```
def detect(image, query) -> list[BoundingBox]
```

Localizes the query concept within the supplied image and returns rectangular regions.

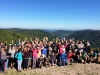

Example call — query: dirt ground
[0,63,100,75]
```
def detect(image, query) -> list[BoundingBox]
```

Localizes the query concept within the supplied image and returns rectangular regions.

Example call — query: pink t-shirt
[59,44,67,54]
[32,48,39,58]
[32,48,41,58]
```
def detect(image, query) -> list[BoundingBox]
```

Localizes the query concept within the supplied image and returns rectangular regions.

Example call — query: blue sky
[0,0,100,30]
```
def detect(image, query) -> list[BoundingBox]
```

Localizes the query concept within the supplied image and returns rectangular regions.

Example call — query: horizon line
[0,27,100,31]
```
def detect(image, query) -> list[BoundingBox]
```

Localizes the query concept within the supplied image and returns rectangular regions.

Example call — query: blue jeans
[17,60,22,70]
[59,54,67,66]
[5,59,9,70]
[59,60,66,66]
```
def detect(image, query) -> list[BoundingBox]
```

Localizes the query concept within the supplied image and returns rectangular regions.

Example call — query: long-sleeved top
[67,52,74,60]
[23,51,29,58]
[15,52,23,60]
[9,49,15,58]
[1,51,7,60]
[50,54,56,61]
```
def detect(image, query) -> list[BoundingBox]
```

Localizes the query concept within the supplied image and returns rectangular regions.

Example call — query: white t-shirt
[9,49,15,58]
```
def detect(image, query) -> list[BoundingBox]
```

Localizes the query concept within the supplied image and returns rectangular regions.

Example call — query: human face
[1,47,5,52]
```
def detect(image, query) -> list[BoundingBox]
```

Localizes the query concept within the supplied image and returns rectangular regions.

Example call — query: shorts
[42,54,47,58]
[28,57,32,62]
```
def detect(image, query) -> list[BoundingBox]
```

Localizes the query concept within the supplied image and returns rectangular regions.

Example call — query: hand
[30,37,32,40]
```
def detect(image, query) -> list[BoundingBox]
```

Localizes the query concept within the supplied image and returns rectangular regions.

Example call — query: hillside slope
[51,30,75,38]
[66,30,100,47]
[16,29,56,41]
[0,29,32,44]
[0,28,56,44]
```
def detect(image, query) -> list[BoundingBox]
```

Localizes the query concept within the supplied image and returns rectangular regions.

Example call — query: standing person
[59,51,67,66]
[23,47,29,70]
[14,47,19,70]
[9,46,16,69]
[31,46,39,69]
[86,41,91,53]
[0,47,7,73]
[5,46,9,70]
[37,42,43,58]
[28,47,32,69]
[42,44,48,58]
[15,49,23,72]
[59,43,67,55]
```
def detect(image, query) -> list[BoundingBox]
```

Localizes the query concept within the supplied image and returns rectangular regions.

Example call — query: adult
[0,47,7,73]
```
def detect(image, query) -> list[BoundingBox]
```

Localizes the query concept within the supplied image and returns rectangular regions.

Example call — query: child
[88,50,97,63]
[38,55,44,68]
[59,51,67,66]
[15,49,23,72]
[67,50,75,65]
[44,56,51,68]
[31,46,39,69]
[81,51,87,64]
[50,52,57,66]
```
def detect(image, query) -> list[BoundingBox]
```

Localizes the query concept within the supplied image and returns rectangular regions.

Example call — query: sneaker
[54,64,57,66]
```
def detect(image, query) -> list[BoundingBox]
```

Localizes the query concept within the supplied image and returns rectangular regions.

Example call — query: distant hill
[51,30,75,39]
[66,30,100,47]
[4,28,56,41]
[6,28,31,32]
[16,29,56,41]
[0,29,33,44]
[6,28,75,39]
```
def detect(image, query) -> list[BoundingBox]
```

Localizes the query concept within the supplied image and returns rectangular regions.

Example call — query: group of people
[0,37,100,73]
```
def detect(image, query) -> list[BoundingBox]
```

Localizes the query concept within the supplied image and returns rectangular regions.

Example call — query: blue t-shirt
[42,47,48,55]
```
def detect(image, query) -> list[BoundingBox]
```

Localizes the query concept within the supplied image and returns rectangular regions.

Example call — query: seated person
[50,52,57,66]
[88,50,97,63]
[44,56,51,68]
[67,50,75,65]
[38,55,44,68]
[81,51,88,64]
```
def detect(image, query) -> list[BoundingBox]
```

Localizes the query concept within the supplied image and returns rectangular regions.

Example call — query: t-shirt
[32,50,38,58]
[50,54,56,61]
[89,53,94,58]
[82,53,87,58]
[68,52,74,60]
[52,47,58,54]
[42,47,48,55]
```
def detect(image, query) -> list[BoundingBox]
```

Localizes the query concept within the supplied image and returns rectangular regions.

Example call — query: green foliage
[17,29,56,41]
[66,30,100,47]
[0,29,56,44]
